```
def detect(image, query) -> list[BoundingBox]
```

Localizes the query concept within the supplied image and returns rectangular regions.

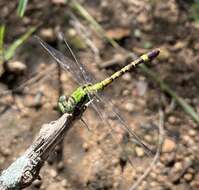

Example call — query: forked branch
[0,112,81,190]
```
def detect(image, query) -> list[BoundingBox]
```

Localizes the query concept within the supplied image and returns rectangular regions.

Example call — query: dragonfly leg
[85,98,94,107]
[81,118,91,131]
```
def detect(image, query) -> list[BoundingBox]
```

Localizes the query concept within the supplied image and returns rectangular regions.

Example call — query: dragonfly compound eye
[59,95,67,102]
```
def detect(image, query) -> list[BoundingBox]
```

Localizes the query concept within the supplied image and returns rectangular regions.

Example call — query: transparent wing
[36,36,86,85]
[60,33,96,85]
[90,100,136,168]
[95,93,154,155]
[88,96,160,188]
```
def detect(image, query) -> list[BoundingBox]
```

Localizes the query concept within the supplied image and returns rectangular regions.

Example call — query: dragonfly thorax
[58,85,93,114]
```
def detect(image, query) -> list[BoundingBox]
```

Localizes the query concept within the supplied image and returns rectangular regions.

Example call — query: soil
[0,0,199,189]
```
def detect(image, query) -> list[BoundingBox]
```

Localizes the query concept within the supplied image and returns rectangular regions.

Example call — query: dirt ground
[0,0,199,189]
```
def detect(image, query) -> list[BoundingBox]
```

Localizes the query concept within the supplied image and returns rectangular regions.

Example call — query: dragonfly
[37,36,160,188]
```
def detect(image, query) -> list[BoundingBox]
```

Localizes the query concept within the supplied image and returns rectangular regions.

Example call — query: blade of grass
[4,27,36,61]
[0,25,5,64]
[190,2,199,27]
[69,1,199,125]
[17,0,29,17]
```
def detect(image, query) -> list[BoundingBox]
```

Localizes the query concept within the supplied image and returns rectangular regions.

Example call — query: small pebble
[122,73,132,82]
[61,179,68,187]
[168,116,176,124]
[124,102,134,112]
[0,147,11,157]
[40,185,45,190]
[0,157,5,165]
[161,152,175,166]
[157,47,170,61]
[174,162,183,171]
[150,181,159,187]
[57,161,65,171]
[188,168,194,174]
[162,138,176,153]
[191,180,199,189]
[60,73,70,83]
[157,175,167,183]
[112,158,119,165]
[137,12,148,24]
[68,28,77,37]
[144,134,153,143]
[135,147,144,157]
[33,179,42,188]
[39,28,55,41]
[188,129,197,137]
[122,89,130,96]
[49,169,57,178]
[47,182,65,190]
[82,142,89,151]
[184,173,193,182]
[172,41,186,51]
[113,181,120,188]
[6,61,27,74]
[150,172,157,179]
[183,135,194,146]
[113,168,120,176]
[134,29,142,38]
[176,154,183,161]
[136,80,147,96]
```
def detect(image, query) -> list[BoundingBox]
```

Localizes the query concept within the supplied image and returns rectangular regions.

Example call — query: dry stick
[69,0,199,126]
[0,111,84,190]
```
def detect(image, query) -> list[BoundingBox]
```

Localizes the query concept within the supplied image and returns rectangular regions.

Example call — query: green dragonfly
[37,36,160,186]
[57,50,159,114]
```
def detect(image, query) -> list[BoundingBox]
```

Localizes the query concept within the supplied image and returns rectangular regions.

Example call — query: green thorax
[71,86,88,103]
[58,85,92,114]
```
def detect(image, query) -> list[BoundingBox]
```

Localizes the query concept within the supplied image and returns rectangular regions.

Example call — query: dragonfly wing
[96,93,157,155]
[60,33,97,85]
[36,36,85,85]
[90,100,136,168]
[89,97,160,188]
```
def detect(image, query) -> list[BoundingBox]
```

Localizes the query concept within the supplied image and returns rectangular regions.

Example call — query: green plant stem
[4,27,36,61]
[17,0,29,17]
[0,25,5,64]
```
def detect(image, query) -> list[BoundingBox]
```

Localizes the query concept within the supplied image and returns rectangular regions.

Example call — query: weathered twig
[0,110,83,190]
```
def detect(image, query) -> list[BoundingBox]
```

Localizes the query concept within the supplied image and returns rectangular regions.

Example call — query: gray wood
[0,110,83,189]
